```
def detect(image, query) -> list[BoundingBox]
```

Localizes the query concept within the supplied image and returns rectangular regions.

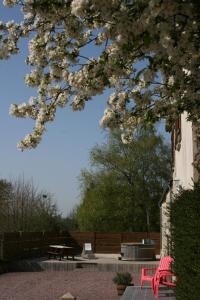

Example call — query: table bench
[48,245,74,260]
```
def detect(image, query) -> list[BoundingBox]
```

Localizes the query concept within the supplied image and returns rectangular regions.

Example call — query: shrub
[171,185,200,300]
[113,272,132,286]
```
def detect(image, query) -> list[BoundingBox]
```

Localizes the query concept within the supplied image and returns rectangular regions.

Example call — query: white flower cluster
[3,0,19,7]
[0,0,199,149]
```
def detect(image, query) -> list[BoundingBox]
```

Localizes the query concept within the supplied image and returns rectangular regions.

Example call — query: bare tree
[0,176,62,232]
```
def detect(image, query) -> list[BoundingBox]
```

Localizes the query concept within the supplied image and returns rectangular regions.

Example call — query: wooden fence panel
[95,233,121,253]
[69,232,95,253]
[149,232,160,255]
[0,231,160,260]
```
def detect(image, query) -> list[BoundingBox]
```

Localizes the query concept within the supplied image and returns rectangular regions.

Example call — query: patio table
[48,245,74,261]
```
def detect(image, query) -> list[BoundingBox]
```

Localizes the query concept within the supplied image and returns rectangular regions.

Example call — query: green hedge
[171,185,200,300]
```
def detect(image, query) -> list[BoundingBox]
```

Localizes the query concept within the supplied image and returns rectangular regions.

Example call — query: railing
[0,231,160,261]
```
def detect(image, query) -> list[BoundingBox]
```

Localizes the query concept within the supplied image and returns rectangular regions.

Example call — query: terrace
[0,232,175,300]
[0,254,175,300]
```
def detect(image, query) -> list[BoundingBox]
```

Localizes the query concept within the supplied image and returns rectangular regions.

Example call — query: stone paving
[0,255,175,300]
[122,286,175,300]
[0,270,175,300]
[0,270,119,300]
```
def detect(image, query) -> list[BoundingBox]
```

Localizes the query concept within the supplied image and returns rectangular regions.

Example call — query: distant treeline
[0,177,77,232]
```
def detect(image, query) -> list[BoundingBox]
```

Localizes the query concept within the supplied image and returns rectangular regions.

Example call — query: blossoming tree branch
[1,0,199,150]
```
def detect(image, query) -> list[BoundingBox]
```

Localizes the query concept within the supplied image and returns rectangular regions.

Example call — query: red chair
[140,256,175,295]
[140,266,157,289]
[153,268,176,299]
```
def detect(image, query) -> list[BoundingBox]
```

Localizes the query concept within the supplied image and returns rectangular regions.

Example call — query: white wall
[173,112,194,190]
[161,112,195,256]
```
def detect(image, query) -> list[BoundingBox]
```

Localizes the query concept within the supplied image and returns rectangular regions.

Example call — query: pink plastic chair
[153,267,176,298]
[140,256,175,295]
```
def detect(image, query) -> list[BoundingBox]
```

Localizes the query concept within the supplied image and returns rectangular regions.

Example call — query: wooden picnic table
[48,245,75,261]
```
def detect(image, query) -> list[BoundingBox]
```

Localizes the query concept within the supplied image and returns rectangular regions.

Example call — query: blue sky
[0,3,169,216]
[0,3,109,215]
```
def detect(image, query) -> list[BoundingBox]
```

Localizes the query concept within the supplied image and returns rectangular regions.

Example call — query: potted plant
[113,272,132,296]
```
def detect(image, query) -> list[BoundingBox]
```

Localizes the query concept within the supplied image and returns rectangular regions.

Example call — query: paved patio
[0,254,175,300]
[122,286,175,300]
[0,271,176,300]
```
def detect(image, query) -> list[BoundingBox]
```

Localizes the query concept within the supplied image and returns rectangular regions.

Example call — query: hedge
[171,185,200,300]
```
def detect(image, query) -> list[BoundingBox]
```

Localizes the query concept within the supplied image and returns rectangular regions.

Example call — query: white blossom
[168,76,175,86]
[182,68,191,76]
[0,0,199,149]
[3,0,19,7]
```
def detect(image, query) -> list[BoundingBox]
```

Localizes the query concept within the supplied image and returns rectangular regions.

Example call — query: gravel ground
[0,270,138,300]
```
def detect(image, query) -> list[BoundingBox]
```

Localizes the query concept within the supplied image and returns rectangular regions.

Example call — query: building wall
[161,112,196,256]
[173,111,194,190]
